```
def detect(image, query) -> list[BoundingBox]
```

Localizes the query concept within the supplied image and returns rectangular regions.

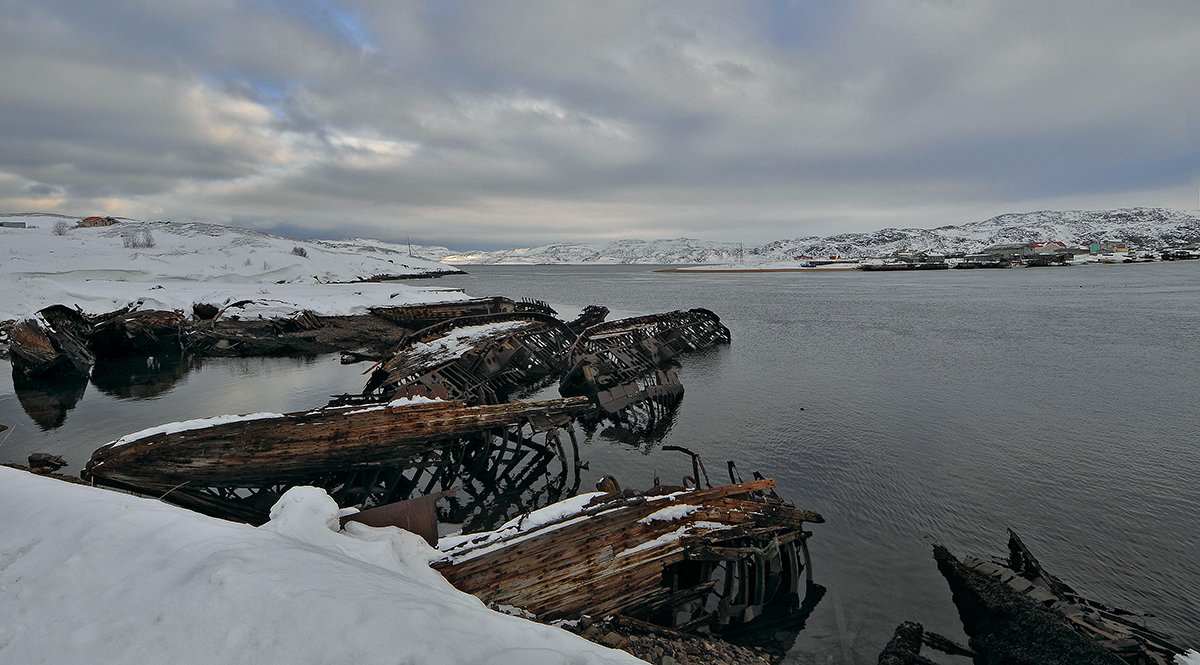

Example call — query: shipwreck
[425,472,823,634]
[83,396,592,526]
[560,308,730,415]
[929,530,1187,665]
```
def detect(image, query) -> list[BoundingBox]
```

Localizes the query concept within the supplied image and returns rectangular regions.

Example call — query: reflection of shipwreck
[83,397,591,526]
[559,309,729,443]
[431,475,823,633]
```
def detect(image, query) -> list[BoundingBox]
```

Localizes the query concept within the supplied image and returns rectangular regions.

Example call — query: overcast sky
[2,1,1197,249]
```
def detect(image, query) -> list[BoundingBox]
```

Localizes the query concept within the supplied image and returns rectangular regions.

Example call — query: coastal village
[788,240,1200,272]
[1,214,1198,665]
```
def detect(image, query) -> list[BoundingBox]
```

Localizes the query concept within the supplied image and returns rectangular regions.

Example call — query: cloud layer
[2,1,1197,247]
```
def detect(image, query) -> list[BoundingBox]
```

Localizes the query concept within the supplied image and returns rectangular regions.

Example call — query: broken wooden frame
[363,312,578,405]
[9,305,186,379]
[369,296,557,330]
[560,309,730,414]
[83,397,592,526]
[433,477,823,634]
[934,530,1186,665]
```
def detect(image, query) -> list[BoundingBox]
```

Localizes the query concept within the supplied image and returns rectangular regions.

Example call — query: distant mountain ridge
[422,208,1200,265]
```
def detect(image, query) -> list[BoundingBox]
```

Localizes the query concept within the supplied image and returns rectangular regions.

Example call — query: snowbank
[0,467,642,665]
[0,216,468,321]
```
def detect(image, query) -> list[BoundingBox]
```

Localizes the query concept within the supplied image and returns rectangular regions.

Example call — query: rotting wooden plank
[433,479,820,627]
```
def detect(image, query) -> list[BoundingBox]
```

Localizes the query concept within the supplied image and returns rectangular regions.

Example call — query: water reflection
[723,581,827,659]
[584,392,684,449]
[90,354,194,400]
[12,368,88,430]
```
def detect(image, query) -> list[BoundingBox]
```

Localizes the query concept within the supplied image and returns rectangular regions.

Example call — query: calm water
[3,262,1198,663]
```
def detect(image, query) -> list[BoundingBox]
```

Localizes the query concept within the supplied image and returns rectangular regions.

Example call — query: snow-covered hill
[0,214,464,322]
[424,208,1200,265]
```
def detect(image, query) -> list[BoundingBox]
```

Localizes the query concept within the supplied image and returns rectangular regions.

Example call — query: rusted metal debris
[561,308,730,413]
[363,312,578,405]
[934,530,1186,665]
[432,475,823,633]
[341,490,457,546]
[83,396,592,525]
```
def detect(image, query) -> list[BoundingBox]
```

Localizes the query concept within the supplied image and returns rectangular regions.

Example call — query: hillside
[424,208,1200,265]
[0,214,464,322]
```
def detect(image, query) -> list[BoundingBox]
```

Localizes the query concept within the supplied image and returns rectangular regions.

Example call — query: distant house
[976,241,1072,265]
[978,242,1030,260]
[0,221,27,228]
[77,216,119,228]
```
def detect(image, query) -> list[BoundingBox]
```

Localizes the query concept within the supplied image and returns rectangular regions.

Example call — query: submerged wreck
[932,530,1187,665]
[83,396,592,526]
[430,475,823,633]
[561,308,731,414]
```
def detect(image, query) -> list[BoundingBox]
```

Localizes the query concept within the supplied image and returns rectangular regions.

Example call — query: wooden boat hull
[433,478,823,631]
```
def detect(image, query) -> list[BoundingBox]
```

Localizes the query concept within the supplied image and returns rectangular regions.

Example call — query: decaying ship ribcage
[667,534,810,630]
[365,312,577,405]
[83,397,592,526]
[561,308,729,415]
[318,420,584,533]
[574,308,732,359]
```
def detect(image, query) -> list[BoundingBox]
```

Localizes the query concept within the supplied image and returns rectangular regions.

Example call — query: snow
[0,467,642,665]
[437,491,607,560]
[637,504,699,524]
[104,412,285,447]
[412,207,1200,265]
[0,214,467,322]
[399,320,537,364]
[1177,650,1200,665]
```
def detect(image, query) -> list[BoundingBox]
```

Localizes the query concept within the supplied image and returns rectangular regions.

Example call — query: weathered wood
[83,396,593,525]
[9,306,94,377]
[88,309,186,357]
[935,535,1185,665]
[369,297,555,330]
[84,397,593,489]
[877,622,938,665]
[561,309,730,415]
[433,479,822,631]
[364,312,577,404]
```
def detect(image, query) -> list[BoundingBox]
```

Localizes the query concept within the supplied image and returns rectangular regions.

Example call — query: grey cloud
[0,0,1197,247]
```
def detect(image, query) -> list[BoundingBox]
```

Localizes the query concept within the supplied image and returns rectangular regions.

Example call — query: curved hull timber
[83,397,593,525]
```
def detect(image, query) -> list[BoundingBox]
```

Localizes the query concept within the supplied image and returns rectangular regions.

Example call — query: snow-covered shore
[1,214,467,323]
[0,466,641,665]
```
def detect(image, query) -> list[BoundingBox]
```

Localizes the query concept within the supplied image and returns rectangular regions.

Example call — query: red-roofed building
[77,216,119,228]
